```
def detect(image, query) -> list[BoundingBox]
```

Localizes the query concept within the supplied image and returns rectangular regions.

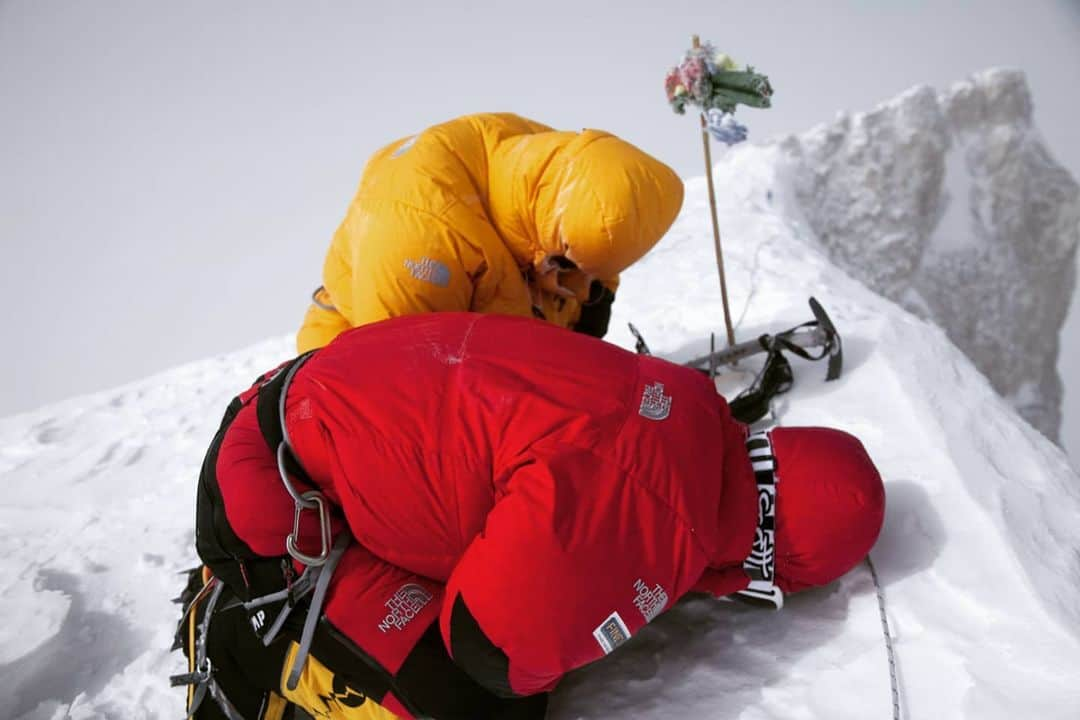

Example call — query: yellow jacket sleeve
[296,302,353,354]
[344,205,480,327]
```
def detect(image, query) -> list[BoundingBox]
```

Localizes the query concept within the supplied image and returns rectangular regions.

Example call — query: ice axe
[628,298,843,423]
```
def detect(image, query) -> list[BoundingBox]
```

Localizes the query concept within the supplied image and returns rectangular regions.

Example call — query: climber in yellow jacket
[297,113,684,352]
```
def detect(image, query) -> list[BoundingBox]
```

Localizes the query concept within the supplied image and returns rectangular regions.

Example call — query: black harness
[175,350,351,717]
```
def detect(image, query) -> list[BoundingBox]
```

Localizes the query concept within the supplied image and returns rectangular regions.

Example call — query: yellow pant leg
[280,643,402,720]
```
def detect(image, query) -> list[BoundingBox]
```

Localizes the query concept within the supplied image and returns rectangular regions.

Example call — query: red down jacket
[202,312,884,714]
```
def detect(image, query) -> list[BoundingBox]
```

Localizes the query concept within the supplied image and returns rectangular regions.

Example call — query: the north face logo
[639,382,672,421]
[632,578,669,622]
[404,257,451,287]
[377,583,433,633]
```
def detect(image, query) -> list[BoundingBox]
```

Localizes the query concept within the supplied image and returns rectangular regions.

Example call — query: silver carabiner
[277,443,318,509]
[286,490,332,567]
[273,351,332,567]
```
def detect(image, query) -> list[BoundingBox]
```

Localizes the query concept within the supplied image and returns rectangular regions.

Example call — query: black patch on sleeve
[397,623,547,719]
[448,593,518,698]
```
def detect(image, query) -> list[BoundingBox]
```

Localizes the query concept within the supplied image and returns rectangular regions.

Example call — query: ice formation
[776,69,1080,442]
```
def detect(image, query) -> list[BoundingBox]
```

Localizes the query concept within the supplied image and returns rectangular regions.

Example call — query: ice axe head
[808,297,843,381]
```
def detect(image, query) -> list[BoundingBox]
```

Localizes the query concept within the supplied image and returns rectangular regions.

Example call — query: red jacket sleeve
[439,447,713,697]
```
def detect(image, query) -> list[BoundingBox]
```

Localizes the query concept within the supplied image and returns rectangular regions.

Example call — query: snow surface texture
[3,90,1080,720]
[776,68,1080,444]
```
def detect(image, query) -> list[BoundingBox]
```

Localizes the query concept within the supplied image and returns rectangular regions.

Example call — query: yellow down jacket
[297,113,684,352]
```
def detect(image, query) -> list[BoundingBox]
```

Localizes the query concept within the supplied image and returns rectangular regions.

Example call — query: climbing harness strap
[286,533,350,691]
[170,579,246,720]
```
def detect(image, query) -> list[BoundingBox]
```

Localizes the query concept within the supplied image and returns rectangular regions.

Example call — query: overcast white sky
[2,0,1079,459]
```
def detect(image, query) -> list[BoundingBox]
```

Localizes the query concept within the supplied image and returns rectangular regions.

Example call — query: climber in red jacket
[178,312,885,720]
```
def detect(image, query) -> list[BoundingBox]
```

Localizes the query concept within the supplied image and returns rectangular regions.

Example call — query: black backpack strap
[256,350,317,455]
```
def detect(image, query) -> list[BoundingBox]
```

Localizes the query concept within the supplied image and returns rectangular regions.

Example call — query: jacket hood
[488,129,684,282]
[768,427,886,593]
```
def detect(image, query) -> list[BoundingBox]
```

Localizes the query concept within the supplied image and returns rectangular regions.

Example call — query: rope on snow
[866,555,901,720]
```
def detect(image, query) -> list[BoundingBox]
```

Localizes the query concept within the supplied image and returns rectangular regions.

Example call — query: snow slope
[2,148,1080,719]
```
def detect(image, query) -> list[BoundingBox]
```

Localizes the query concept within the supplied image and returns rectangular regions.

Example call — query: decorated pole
[698,76,734,347]
[664,36,773,347]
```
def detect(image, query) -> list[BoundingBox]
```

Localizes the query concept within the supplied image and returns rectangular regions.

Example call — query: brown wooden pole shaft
[700,112,736,347]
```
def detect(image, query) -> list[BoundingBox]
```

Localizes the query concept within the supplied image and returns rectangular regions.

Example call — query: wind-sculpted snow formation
[777,68,1080,443]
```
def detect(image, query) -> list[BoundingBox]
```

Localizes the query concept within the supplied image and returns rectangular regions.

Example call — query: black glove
[574,281,615,339]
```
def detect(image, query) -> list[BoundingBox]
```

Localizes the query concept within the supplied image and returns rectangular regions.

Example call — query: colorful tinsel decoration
[664,41,773,146]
